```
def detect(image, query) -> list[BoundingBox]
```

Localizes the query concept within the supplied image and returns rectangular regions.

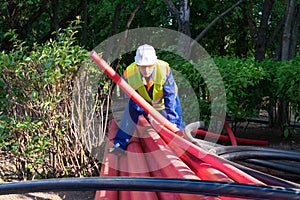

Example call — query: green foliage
[214,56,267,120]
[158,51,206,124]
[275,57,300,122]
[0,22,99,180]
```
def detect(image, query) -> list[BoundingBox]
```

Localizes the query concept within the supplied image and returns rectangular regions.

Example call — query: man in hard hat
[110,44,185,154]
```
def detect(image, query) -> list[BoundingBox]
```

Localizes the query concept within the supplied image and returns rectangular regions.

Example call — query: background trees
[1,0,298,60]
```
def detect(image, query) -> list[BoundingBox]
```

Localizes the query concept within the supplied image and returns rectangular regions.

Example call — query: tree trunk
[164,0,191,56]
[289,5,300,59]
[110,4,122,36]
[276,0,300,133]
[178,0,191,36]
[281,0,296,60]
[51,0,60,34]
[255,0,274,62]
[178,0,191,56]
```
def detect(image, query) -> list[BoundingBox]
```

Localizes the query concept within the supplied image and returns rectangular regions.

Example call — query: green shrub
[275,58,300,123]
[0,23,103,180]
[214,56,267,120]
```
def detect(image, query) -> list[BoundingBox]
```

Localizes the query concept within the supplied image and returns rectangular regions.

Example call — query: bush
[0,23,102,180]
[214,56,267,120]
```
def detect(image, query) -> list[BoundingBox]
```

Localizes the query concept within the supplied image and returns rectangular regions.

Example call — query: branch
[266,17,284,49]
[191,0,245,47]
[25,0,49,33]
[116,0,145,56]
[163,0,180,21]
[246,0,257,41]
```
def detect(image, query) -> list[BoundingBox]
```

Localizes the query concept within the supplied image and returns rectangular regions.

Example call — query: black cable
[220,150,300,162]
[275,174,300,182]
[0,177,300,199]
[223,159,300,188]
[215,146,300,156]
[245,159,300,176]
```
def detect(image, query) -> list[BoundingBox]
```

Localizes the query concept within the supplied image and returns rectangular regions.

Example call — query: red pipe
[167,142,234,183]
[141,153,181,200]
[194,129,269,146]
[95,120,119,200]
[89,51,180,134]
[224,121,237,146]
[150,120,266,185]
[119,155,131,200]
[126,133,159,200]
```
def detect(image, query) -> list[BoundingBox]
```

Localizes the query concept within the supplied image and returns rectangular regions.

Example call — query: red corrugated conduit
[95,120,119,200]
[126,134,158,200]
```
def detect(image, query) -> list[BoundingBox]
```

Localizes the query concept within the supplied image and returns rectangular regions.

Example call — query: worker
[110,44,185,154]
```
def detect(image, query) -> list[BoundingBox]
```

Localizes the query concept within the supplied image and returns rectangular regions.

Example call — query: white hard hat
[134,44,157,66]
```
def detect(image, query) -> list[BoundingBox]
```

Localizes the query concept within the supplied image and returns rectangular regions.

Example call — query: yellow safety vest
[126,60,169,110]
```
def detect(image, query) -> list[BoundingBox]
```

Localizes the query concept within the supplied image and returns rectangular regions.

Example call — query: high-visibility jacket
[125,60,170,110]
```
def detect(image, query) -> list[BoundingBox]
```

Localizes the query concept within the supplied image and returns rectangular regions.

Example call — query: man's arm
[163,68,179,125]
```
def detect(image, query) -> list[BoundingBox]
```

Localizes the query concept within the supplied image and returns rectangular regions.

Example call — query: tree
[253,0,275,62]
[277,0,300,132]
[164,0,246,56]
[281,0,300,60]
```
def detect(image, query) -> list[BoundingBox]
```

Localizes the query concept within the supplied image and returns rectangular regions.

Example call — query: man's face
[138,65,155,78]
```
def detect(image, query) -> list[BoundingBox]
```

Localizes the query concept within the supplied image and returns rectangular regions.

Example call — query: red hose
[140,153,181,200]
[89,51,180,134]
[165,141,240,200]
[95,120,119,200]
[224,121,237,146]
[119,155,131,200]
[194,129,269,146]
[126,133,159,200]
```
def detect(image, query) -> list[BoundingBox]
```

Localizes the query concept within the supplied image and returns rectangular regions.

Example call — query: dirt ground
[1,122,300,200]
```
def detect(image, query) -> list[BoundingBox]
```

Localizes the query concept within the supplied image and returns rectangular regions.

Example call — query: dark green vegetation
[0,0,299,180]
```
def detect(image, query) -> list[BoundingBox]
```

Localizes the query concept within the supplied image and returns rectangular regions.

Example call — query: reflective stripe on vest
[127,60,168,110]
